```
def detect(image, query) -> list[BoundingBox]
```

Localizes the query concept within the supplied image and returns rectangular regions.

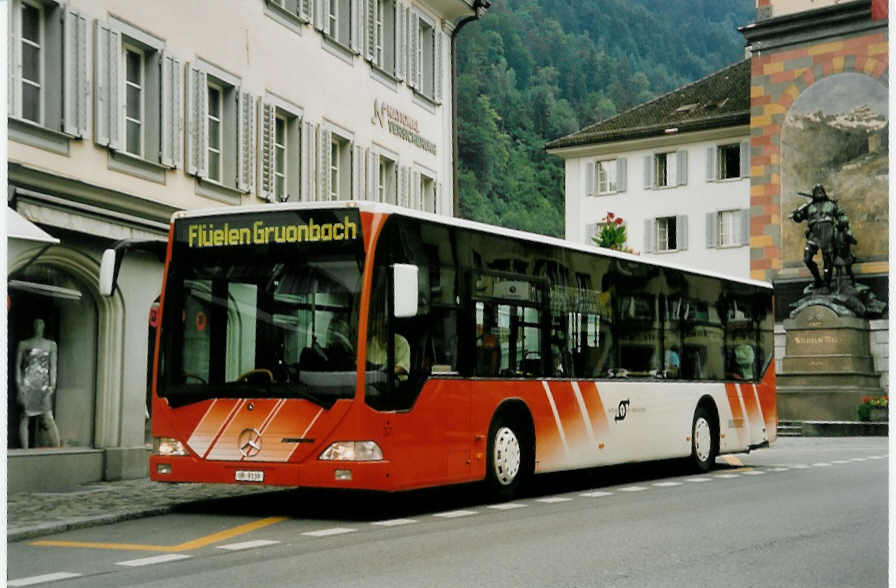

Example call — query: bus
[101,202,775,498]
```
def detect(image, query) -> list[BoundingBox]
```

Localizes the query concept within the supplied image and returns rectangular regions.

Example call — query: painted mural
[781,72,888,270]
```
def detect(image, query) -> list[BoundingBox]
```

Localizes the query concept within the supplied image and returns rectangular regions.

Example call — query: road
[7,437,889,587]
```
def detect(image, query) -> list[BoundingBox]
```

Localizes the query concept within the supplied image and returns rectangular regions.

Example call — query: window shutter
[237,91,256,193]
[677,215,688,250]
[318,126,332,200]
[408,10,418,89]
[644,218,655,253]
[367,150,378,201]
[300,120,315,201]
[676,150,687,186]
[411,170,421,208]
[185,64,208,177]
[399,165,409,207]
[314,0,325,30]
[740,140,750,178]
[585,162,595,196]
[352,144,364,200]
[616,158,627,192]
[94,21,121,149]
[434,182,441,213]
[434,27,443,103]
[365,0,376,61]
[9,9,16,117]
[738,209,750,246]
[299,0,313,23]
[160,53,182,168]
[706,146,716,181]
[394,1,404,80]
[351,0,362,54]
[258,101,275,201]
[706,211,718,249]
[644,155,653,188]
[63,9,88,137]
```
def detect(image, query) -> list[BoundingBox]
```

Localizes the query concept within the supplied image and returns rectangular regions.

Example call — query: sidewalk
[7,478,279,542]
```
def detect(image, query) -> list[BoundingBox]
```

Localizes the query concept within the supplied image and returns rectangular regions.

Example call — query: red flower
[862,396,871,404]
[614,217,624,225]
[606,212,615,221]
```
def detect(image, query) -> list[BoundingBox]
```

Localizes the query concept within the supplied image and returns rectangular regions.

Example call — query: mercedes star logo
[238,428,262,458]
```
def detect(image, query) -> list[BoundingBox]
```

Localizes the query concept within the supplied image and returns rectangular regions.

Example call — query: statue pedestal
[777,305,883,421]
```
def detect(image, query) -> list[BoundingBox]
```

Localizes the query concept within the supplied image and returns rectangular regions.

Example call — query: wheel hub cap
[694,417,711,462]
[494,427,521,486]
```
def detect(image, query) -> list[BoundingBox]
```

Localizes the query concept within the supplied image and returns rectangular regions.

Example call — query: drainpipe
[451,0,489,217]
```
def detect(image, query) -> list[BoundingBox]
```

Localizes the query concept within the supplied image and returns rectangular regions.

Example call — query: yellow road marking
[31,516,287,552]
[721,455,744,467]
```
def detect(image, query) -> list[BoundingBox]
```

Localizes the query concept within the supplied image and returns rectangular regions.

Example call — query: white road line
[831,460,849,464]
[850,457,868,462]
[789,464,810,469]
[433,510,478,519]
[579,491,613,498]
[742,470,765,475]
[117,554,191,567]
[372,518,418,526]
[813,462,832,467]
[770,468,789,472]
[535,497,573,503]
[714,474,740,479]
[618,486,648,492]
[488,503,528,510]
[686,477,711,483]
[9,572,83,586]
[869,455,888,460]
[653,481,683,487]
[217,539,281,551]
[302,527,357,537]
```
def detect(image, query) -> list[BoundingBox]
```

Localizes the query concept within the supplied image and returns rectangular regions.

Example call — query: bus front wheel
[485,415,526,501]
[690,406,717,473]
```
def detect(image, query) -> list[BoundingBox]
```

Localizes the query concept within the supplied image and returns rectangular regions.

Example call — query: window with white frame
[645,215,688,253]
[366,149,397,203]
[258,96,303,202]
[8,0,88,142]
[421,173,436,212]
[586,158,626,196]
[366,0,398,75]
[409,9,442,102]
[315,0,360,53]
[264,0,312,29]
[330,134,352,200]
[645,151,687,188]
[187,61,255,197]
[656,216,677,251]
[707,141,749,181]
[316,124,361,202]
[717,209,737,246]
[597,160,616,194]
[94,19,182,168]
[706,209,748,248]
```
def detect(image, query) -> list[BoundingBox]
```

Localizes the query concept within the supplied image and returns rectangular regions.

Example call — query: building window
[259,97,303,202]
[656,216,677,251]
[646,151,686,188]
[368,151,396,203]
[409,10,441,102]
[318,0,357,50]
[274,115,288,199]
[597,160,617,194]
[124,46,145,157]
[421,173,436,212]
[655,153,671,187]
[374,0,384,65]
[718,209,737,247]
[19,1,43,124]
[707,209,747,248]
[718,144,740,179]
[327,134,351,200]
[708,141,749,181]
[207,84,223,183]
[377,158,387,201]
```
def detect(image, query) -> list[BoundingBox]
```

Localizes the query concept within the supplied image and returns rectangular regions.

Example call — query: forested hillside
[456,0,754,236]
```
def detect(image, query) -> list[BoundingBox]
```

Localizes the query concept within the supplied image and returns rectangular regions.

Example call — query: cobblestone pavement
[7,479,283,542]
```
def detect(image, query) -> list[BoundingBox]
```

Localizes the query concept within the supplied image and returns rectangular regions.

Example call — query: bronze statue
[833,213,857,288]
[790,184,841,291]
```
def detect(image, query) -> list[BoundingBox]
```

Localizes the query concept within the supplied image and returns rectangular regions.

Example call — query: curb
[8,506,175,543]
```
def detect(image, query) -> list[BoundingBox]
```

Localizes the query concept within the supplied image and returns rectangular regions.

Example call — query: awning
[7,206,60,270]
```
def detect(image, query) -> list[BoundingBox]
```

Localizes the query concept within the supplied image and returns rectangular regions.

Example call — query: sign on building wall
[372,99,437,155]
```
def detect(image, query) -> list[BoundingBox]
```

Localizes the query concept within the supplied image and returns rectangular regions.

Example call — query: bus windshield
[159,212,364,407]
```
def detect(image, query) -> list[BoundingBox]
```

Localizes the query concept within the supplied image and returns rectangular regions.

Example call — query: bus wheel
[690,406,717,473]
[486,416,525,500]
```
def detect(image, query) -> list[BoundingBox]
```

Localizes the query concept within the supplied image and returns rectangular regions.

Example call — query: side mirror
[392,264,419,318]
[99,249,118,296]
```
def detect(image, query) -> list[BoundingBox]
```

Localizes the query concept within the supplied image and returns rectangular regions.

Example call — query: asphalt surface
[6,437,890,587]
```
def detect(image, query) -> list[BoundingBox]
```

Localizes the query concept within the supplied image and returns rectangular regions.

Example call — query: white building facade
[547,60,752,279]
[7,0,484,492]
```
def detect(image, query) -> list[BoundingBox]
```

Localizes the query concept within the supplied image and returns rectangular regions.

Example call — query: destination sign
[175,210,361,248]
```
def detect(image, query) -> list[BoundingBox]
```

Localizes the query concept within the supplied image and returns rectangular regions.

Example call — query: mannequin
[15,318,61,448]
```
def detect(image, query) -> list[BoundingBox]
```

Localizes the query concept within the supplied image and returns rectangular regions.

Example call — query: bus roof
[172,201,773,290]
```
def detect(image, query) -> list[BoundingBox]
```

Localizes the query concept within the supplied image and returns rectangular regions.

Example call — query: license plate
[235,470,264,482]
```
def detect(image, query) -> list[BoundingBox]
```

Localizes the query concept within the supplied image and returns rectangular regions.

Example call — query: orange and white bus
[102,202,775,498]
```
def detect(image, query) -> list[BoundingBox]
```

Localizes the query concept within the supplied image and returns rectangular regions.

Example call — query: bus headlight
[154,437,188,456]
[319,441,383,461]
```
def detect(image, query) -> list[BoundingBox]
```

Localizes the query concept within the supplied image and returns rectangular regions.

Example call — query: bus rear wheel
[485,415,526,501]
[690,406,717,473]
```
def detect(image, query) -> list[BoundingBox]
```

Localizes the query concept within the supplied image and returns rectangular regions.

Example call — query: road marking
[618,486,648,492]
[869,455,888,460]
[850,457,867,462]
[535,497,573,503]
[813,462,832,467]
[742,470,765,475]
[653,481,682,487]
[433,510,478,518]
[32,516,287,552]
[302,527,357,537]
[789,464,810,469]
[488,503,528,510]
[686,477,711,483]
[770,468,789,472]
[217,539,281,551]
[714,474,740,479]
[579,491,613,498]
[9,572,83,586]
[372,518,418,526]
[721,455,744,467]
[831,460,849,464]
[117,554,191,567]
